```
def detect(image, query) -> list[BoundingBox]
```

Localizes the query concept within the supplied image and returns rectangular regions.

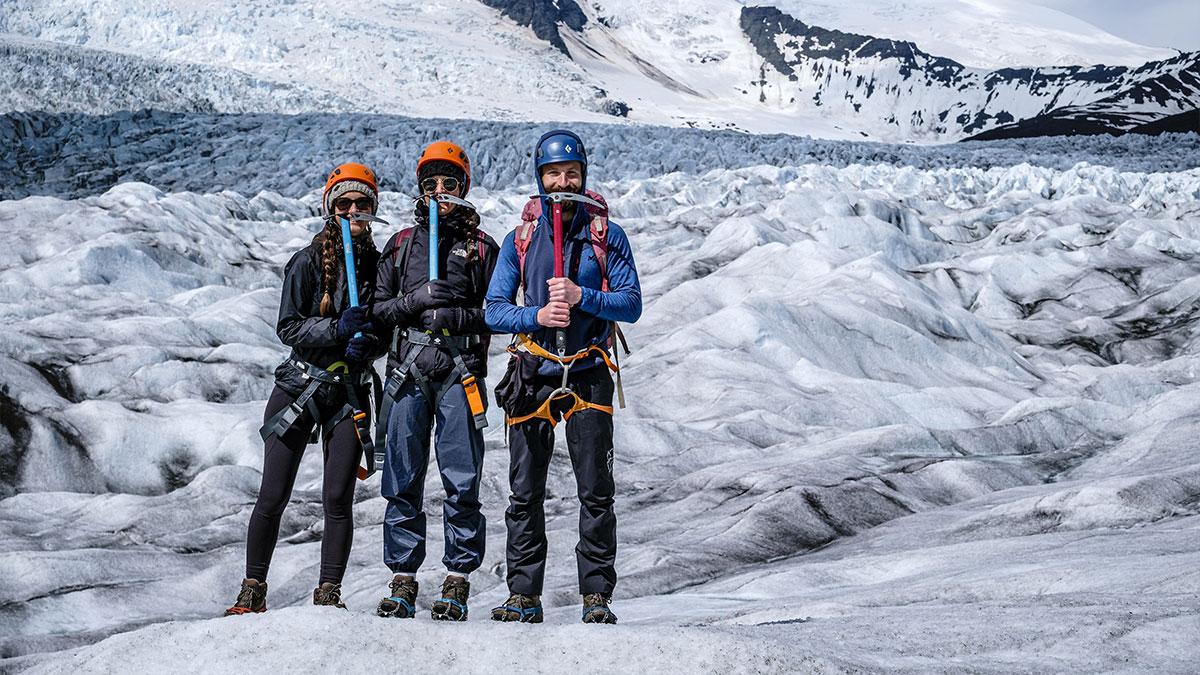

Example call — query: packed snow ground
[2,128,1200,673]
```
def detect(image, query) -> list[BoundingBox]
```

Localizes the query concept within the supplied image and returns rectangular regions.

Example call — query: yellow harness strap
[504,333,619,427]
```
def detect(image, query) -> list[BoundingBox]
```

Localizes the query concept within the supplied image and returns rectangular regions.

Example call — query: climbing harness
[503,333,617,428]
[259,357,381,479]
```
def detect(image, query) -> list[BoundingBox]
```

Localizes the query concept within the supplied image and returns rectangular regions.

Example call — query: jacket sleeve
[359,253,391,359]
[485,229,542,334]
[575,222,642,324]
[276,250,339,348]
[372,233,416,328]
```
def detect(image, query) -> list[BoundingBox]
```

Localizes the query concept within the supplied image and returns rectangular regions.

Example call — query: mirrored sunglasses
[421,177,460,193]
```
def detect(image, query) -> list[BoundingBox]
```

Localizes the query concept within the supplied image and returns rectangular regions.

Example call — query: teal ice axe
[423,193,476,280]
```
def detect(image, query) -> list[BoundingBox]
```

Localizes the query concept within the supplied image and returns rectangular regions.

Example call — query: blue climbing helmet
[534,129,587,194]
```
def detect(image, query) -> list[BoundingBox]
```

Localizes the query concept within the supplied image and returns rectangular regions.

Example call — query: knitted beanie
[324,179,377,214]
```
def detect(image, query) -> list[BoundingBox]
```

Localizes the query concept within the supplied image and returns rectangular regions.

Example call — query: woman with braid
[225,163,387,615]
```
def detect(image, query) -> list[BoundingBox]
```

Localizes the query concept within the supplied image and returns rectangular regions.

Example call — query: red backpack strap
[589,216,609,292]
[513,219,537,304]
[391,227,414,270]
[386,228,415,357]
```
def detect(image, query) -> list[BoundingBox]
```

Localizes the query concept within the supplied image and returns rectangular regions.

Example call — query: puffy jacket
[272,233,385,402]
[374,206,498,382]
[485,204,641,376]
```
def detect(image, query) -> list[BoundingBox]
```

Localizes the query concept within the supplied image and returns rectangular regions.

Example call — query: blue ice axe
[324,212,389,336]
[423,193,476,280]
[325,211,389,480]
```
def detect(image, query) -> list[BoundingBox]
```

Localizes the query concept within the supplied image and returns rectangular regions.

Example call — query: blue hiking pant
[505,366,616,596]
[382,380,486,575]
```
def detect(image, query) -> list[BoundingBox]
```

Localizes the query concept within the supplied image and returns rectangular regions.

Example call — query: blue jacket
[486,205,641,376]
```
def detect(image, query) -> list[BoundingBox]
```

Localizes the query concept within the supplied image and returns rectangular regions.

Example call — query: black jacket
[375,207,498,383]
[272,234,385,402]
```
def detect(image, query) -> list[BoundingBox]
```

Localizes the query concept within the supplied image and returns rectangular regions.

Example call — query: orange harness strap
[504,333,619,428]
[509,333,619,372]
[505,391,614,428]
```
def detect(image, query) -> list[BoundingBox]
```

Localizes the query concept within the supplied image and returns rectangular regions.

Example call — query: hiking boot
[582,593,617,624]
[377,574,418,618]
[224,578,267,616]
[313,582,347,609]
[431,574,470,621]
[491,593,543,623]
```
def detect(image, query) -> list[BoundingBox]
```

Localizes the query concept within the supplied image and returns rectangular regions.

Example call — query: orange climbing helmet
[417,141,471,196]
[323,162,379,214]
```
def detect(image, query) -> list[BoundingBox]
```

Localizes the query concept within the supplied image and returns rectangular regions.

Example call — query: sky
[1030,0,1200,52]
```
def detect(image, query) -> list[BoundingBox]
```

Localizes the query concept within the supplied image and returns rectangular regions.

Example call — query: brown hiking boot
[313,582,347,609]
[431,574,470,621]
[582,593,617,624]
[491,592,543,623]
[377,574,418,618]
[224,578,267,616]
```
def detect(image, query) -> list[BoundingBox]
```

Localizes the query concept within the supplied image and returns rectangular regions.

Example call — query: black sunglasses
[421,177,460,193]
[333,197,375,211]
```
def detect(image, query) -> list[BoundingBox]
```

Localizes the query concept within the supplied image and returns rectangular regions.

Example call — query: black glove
[345,333,378,362]
[418,307,464,333]
[336,305,373,342]
[400,279,454,316]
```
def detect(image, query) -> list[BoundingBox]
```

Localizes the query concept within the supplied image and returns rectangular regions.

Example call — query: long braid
[318,220,340,317]
[316,218,377,317]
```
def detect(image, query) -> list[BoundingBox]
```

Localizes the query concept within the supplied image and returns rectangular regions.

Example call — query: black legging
[245,385,366,585]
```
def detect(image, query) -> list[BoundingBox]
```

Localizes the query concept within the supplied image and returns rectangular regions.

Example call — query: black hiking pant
[505,366,616,596]
[245,385,366,586]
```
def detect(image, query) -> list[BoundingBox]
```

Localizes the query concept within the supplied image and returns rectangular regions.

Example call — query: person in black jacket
[225,162,386,616]
[372,141,498,621]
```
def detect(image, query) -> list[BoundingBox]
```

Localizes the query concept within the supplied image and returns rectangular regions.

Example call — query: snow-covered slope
[735,7,1200,140]
[3,118,1200,672]
[0,0,619,121]
[0,0,1191,141]
[762,0,1175,69]
[0,36,350,115]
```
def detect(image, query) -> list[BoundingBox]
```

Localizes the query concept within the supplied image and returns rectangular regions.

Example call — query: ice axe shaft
[419,194,475,281]
[338,217,362,338]
[551,201,567,357]
[428,196,439,280]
